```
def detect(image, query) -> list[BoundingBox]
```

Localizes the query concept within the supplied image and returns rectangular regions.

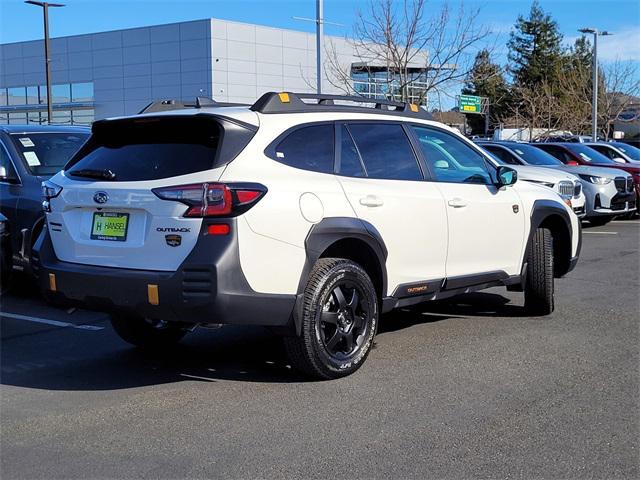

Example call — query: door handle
[447,198,467,208]
[359,195,384,207]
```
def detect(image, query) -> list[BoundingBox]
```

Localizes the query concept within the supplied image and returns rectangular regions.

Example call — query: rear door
[336,122,448,292]
[410,126,525,278]
[47,115,255,271]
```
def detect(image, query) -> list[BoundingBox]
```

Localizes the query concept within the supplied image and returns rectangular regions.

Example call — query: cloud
[566,25,640,62]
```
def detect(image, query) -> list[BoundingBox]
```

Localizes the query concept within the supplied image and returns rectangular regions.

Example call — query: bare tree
[598,60,640,139]
[325,0,492,104]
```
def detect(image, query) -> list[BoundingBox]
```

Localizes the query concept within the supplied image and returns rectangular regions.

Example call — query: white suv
[35,92,581,379]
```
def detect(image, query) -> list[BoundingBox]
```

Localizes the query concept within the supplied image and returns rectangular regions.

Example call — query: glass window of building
[72,83,94,102]
[38,85,47,104]
[0,88,7,107]
[26,86,40,105]
[27,111,43,125]
[8,87,26,105]
[52,110,71,125]
[8,112,27,124]
[71,109,94,125]
[52,84,71,103]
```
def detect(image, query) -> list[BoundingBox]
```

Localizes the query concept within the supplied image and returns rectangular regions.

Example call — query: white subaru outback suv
[34,92,581,379]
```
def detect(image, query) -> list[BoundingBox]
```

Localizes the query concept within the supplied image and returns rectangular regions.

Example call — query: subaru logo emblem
[93,192,109,204]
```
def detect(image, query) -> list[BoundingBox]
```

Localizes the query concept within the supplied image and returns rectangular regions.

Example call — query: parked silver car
[479,141,636,226]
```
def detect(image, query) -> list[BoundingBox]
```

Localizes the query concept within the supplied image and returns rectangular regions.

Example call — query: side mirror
[566,160,579,166]
[496,166,517,187]
[613,157,626,164]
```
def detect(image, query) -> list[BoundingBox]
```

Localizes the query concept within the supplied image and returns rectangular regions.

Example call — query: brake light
[207,224,230,235]
[152,182,266,217]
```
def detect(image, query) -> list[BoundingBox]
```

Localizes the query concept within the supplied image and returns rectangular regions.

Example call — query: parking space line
[583,231,618,235]
[0,312,105,331]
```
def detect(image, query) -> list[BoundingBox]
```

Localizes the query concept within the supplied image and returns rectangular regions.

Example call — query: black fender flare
[524,199,579,278]
[292,217,388,335]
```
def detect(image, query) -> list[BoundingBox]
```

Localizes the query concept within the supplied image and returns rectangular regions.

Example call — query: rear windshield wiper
[67,168,117,180]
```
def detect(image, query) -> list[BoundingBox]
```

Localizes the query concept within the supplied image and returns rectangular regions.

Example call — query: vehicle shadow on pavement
[1,292,523,390]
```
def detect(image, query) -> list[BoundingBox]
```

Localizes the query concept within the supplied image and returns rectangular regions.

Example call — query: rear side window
[483,145,519,165]
[66,116,254,182]
[348,123,422,181]
[338,125,365,177]
[273,124,334,174]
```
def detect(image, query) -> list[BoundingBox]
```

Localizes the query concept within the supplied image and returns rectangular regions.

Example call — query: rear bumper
[32,220,296,327]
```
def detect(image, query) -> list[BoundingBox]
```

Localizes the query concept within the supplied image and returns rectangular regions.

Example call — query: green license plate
[90,212,129,241]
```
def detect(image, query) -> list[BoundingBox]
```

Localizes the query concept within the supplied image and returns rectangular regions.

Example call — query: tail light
[41,180,63,212]
[152,182,266,218]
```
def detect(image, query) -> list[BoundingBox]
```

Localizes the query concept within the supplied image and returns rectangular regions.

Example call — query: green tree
[507,0,564,87]
[461,49,511,134]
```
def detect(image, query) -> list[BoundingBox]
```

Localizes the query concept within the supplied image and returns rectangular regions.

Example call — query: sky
[1,0,638,108]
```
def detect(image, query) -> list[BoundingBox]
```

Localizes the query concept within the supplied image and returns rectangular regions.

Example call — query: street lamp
[578,27,613,141]
[25,1,65,125]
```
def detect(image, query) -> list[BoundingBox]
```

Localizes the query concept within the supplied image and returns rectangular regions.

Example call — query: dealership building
[0,18,432,125]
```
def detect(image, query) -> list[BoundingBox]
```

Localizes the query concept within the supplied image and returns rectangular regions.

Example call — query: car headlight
[578,174,612,185]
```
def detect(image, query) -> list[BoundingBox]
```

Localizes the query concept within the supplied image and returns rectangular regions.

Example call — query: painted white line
[0,312,104,330]
[583,231,618,235]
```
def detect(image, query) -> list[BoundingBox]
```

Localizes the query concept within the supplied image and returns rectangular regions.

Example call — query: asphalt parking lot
[1,220,638,479]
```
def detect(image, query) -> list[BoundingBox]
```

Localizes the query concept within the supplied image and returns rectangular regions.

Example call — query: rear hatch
[45,113,257,271]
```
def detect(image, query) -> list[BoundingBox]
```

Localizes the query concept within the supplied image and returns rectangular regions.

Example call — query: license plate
[90,212,129,242]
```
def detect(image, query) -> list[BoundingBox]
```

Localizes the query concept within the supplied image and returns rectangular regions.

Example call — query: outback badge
[165,234,182,247]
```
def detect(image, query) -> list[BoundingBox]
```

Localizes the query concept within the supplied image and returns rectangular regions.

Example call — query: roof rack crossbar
[138,97,250,114]
[250,91,430,119]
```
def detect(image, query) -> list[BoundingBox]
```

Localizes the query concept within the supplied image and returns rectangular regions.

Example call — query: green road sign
[459,94,481,114]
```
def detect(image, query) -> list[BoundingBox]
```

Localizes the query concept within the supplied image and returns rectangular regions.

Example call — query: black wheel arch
[293,217,388,335]
[526,200,579,278]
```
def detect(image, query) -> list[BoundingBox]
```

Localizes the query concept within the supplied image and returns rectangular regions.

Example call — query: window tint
[338,125,365,177]
[348,123,422,181]
[274,124,334,174]
[567,144,617,165]
[412,126,492,184]
[483,145,519,165]
[67,117,226,181]
[11,133,89,176]
[512,144,562,166]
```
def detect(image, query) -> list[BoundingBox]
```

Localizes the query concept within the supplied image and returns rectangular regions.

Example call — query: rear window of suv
[65,115,254,182]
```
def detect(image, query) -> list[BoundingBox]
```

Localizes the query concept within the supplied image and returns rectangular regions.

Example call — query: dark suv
[0,125,90,278]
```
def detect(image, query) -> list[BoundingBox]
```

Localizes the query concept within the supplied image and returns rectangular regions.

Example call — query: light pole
[578,27,613,141]
[25,1,65,125]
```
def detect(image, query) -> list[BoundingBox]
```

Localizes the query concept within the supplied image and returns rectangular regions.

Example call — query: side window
[411,126,492,185]
[0,142,16,177]
[347,123,422,181]
[338,125,365,177]
[484,145,519,165]
[540,145,564,162]
[273,124,334,174]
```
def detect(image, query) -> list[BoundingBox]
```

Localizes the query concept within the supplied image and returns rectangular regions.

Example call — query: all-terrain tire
[284,258,378,380]
[524,227,554,316]
[110,313,187,348]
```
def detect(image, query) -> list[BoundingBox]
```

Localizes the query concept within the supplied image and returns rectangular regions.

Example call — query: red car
[533,142,640,205]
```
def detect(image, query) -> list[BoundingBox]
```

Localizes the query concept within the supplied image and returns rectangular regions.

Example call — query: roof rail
[250,91,431,119]
[138,97,249,114]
